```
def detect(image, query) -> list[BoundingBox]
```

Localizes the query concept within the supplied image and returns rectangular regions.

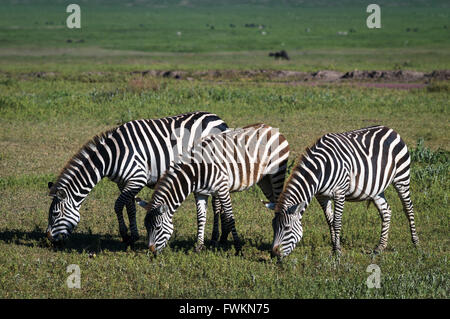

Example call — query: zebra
[137,123,290,254]
[270,125,419,258]
[46,111,228,245]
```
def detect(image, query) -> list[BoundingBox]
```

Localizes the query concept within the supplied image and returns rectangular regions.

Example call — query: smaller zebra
[138,123,290,254]
[271,126,419,258]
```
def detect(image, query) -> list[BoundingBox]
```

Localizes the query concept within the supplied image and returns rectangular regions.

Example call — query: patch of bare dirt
[130,69,449,84]
[352,83,428,90]
[342,70,426,82]
[3,69,448,89]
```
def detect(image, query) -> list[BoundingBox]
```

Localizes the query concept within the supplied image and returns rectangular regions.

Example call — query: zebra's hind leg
[332,194,345,255]
[211,195,223,248]
[194,193,209,252]
[217,188,241,254]
[372,193,392,254]
[394,181,419,247]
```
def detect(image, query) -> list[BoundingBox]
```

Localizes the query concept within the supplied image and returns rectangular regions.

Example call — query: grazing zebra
[46,111,228,244]
[138,123,290,254]
[271,125,419,258]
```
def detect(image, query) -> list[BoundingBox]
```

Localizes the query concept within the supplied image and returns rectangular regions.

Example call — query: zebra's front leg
[116,181,144,245]
[317,196,335,248]
[125,199,139,245]
[217,189,241,253]
[194,193,209,252]
[332,194,345,255]
[372,193,392,254]
[114,194,130,244]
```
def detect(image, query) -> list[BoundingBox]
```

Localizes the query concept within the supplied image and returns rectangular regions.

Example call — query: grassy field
[0,75,448,298]
[0,0,449,299]
[0,0,449,71]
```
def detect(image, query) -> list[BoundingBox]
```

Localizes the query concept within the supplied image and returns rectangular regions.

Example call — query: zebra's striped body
[271,125,419,257]
[141,123,290,253]
[47,111,228,244]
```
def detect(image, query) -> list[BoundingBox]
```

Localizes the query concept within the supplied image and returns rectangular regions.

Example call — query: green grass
[1,0,449,51]
[0,0,448,299]
[0,74,448,298]
[0,0,449,71]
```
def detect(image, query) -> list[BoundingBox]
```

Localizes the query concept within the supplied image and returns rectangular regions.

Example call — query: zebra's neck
[52,139,108,207]
[151,163,199,217]
[278,151,322,211]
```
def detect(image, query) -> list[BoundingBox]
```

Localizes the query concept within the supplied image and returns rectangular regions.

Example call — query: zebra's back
[104,111,228,185]
[187,123,289,192]
[312,125,410,200]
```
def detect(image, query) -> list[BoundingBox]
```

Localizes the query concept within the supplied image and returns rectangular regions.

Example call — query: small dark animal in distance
[269,50,290,60]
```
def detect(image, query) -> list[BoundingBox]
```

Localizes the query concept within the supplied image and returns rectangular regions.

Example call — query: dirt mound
[425,70,450,81]
[311,70,344,81]
[130,69,449,83]
[6,69,448,87]
[342,70,425,82]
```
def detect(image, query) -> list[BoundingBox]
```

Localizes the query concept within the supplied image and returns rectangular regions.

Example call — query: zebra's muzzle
[271,245,282,258]
[46,231,53,241]
[149,244,157,255]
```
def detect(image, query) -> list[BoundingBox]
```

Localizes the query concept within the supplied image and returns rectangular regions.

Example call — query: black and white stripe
[271,125,419,257]
[47,111,228,244]
[140,123,290,253]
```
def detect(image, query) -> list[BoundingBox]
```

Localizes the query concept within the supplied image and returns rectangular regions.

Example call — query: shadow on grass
[168,237,273,259]
[168,238,240,254]
[0,227,135,254]
[0,228,274,259]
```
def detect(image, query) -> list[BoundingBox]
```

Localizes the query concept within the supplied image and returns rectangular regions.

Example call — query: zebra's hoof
[332,248,342,257]
[372,246,385,255]
[210,240,220,249]
[130,234,139,243]
[234,244,243,256]
[121,234,132,245]
[195,244,205,252]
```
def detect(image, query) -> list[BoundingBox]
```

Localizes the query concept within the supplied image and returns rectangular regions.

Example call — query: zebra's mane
[145,123,270,210]
[275,140,317,212]
[49,127,116,195]
[144,161,186,210]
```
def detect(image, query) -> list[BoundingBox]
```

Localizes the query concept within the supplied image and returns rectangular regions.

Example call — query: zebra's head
[47,182,80,243]
[271,201,306,258]
[143,203,173,255]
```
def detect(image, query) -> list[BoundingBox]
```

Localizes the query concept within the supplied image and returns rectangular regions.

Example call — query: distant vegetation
[0,0,449,52]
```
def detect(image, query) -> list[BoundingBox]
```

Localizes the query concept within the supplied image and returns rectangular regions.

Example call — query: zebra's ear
[48,182,56,197]
[287,202,306,216]
[261,200,276,210]
[136,197,148,208]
